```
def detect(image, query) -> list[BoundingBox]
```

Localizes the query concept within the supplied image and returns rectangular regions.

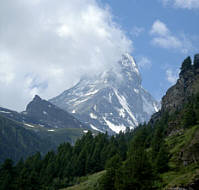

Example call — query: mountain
[0,95,90,132]
[50,53,159,134]
[0,96,91,162]
[22,95,89,130]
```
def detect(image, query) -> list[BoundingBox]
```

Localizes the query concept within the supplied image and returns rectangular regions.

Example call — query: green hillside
[61,171,105,190]
[0,113,89,163]
[161,125,199,189]
[0,115,54,163]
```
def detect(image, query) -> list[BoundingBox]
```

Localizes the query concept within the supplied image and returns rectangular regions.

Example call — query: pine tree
[0,159,15,190]
[180,56,192,74]
[114,127,155,190]
[151,122,165,160]
[183,105,196,128]
[98,154,122,190]
[193,54,199,70]
[155,142,169,173]
[115,146,154,190]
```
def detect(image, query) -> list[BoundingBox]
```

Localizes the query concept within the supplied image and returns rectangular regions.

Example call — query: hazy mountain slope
[0,114,54,163]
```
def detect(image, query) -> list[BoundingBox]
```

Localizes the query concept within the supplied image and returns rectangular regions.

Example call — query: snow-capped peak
[50,54,159,134]
[121,53,140,75]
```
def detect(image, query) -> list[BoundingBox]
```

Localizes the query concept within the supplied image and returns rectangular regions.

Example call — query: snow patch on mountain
[84,89,99,96]
[90,124,104,133]
[90,113,97,119]
[43,111,48,115]
[114,89,138,126]
[103,117,126,133]
[24,123,35,128]
[118,108,125,118]
[48,129,55,132]
[0,110,10,114]
[134,88,139,94]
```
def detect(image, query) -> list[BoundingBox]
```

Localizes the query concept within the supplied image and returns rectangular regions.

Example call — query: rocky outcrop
[161,55,199,114]
[150,54,199,127]
[24,95,87,129]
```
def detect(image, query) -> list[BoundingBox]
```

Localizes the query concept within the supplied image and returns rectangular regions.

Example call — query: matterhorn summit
[50,53,159,134]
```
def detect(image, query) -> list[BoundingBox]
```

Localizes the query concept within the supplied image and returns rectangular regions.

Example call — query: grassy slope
[161,125,199,189]
[61,171,105,190]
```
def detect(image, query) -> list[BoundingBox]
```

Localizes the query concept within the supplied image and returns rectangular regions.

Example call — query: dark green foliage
[98,154,122,190]
[98,127,157,190]
[114,140,155,190]
[193,54,199,69]
[180,56,192,74]
[0,159,15,190]
[155,142,169,173]
[194,94,199,122]
[0,115,54,163]
[183,105,197,128]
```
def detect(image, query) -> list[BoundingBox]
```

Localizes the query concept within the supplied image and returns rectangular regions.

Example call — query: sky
[0,0,199,111]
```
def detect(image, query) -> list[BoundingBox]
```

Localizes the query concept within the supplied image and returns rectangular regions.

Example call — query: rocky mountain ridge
[0,95,91,162]
[23,95,88,130]
[0,95,89,130]
[161,54,199,114]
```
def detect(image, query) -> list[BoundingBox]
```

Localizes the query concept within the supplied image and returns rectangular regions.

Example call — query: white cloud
[166,68,179,84]
[137,57,152,70]
[152,36,182,49]
[0,0,132,111]
[150,20,169,36]
[150,20,194,53]
[162,0,199,9]
[131,26,145,37]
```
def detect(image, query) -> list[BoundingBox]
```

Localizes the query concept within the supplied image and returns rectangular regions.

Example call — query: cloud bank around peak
[0,0,132,111]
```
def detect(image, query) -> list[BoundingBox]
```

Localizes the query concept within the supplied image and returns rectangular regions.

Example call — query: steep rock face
[23,95,87,129]
[156,54,199,189]
[50,53,159,134]
[161,54,199,114]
